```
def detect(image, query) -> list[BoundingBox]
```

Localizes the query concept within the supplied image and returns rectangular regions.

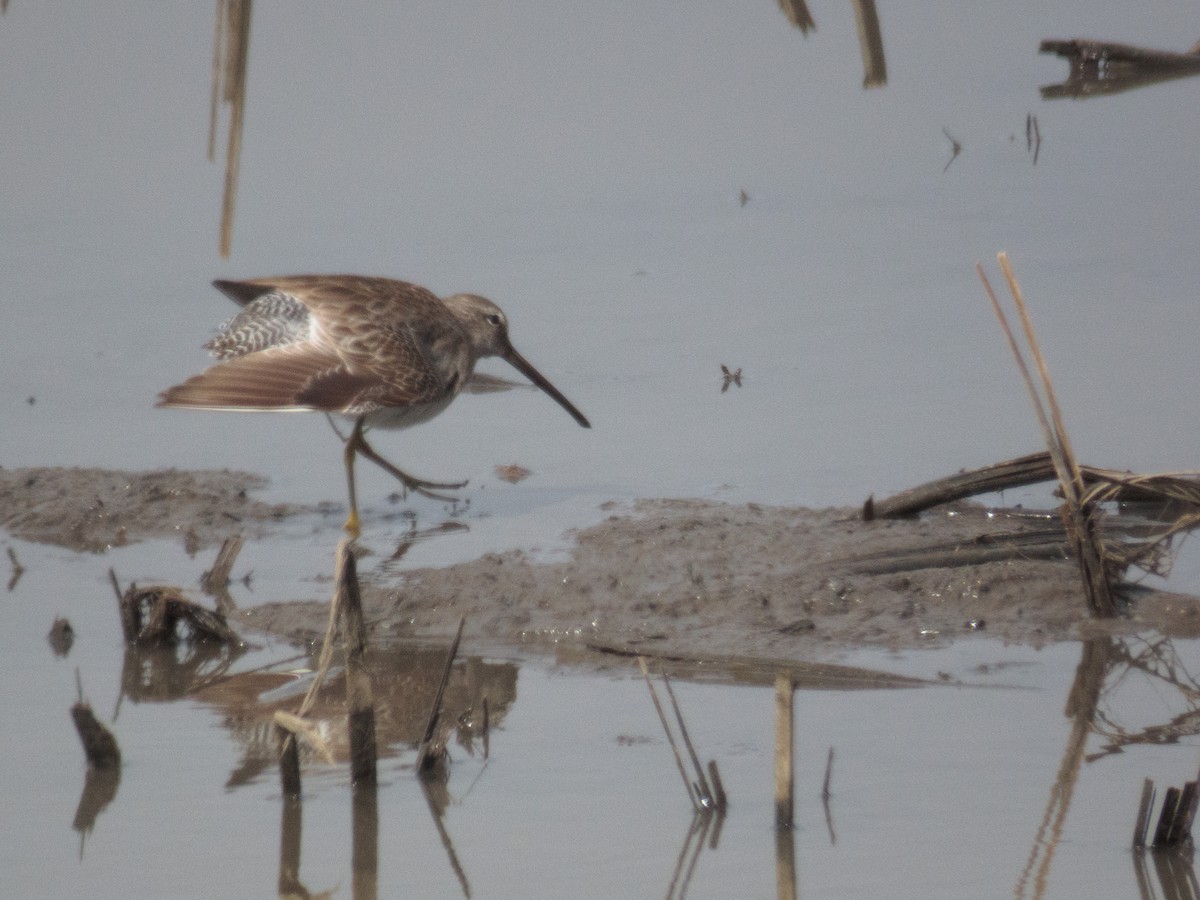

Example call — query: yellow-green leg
[340,416,468,537]
[342,417,366,538]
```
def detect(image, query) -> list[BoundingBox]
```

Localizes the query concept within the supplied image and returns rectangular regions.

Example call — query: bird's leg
[324,412,350,442]
[343,416,366,538]
[341,420,468,535]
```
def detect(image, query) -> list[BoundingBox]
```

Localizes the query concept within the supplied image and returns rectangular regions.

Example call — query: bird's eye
[485,314,502,326]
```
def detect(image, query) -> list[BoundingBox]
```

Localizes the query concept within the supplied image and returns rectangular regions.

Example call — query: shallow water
[7,535,1200,899]
[3,2,1200,897]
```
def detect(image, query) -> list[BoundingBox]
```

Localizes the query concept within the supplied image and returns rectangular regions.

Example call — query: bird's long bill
[504,348,591,428]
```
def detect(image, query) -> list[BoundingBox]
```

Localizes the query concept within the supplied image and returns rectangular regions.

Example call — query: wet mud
[4,467,1198,659]
[0,466,302,552]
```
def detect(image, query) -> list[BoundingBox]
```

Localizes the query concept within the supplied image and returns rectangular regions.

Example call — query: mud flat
[244,497,1200,660]
[0,466,301,553]
[3,467,1197,660]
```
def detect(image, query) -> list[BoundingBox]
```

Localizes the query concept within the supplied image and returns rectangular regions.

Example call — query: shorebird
[158,276,590,537]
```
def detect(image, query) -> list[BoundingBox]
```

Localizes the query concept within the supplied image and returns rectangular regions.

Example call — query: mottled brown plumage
[158,276,590,536]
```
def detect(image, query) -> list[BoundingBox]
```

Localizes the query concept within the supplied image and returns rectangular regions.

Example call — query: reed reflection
[1016,636,1200,900]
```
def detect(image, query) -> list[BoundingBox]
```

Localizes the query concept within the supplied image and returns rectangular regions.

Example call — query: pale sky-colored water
[2,2,1199,542]
[3,5,1200,898]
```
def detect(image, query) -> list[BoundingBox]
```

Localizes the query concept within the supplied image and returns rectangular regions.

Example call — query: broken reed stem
[978,255,1117,617]
[774,673,795,829]
[977,265,1062,479]
[337,541,377,785]
[998,255,1083,483]
[218,0,251,258]
[276,722,301,798]
[1138,773,1200,851]
[203,534,244,596]
[417,615,466,772]
[1167,780,1199,847]
[1133,778,1156,849]
[1153,787,1182,848]
[639,656,700,812]
[822,746,835,801]
[661,671,715,804]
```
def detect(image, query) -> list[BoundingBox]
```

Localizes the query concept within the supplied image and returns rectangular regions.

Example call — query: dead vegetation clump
[113,574,240,646]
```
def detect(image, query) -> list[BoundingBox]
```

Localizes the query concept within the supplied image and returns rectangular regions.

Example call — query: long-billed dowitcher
[158,276,590,537]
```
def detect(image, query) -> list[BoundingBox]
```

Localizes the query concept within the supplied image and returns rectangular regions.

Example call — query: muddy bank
[244,499,1200,659]
[0,466,305,552]
[3,467,1196,657]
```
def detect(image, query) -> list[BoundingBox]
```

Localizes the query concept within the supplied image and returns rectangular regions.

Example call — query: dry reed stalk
[216,0,251,257]
[202,534,244,598]
[207,0,225,161]
[978,255,1117,616]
